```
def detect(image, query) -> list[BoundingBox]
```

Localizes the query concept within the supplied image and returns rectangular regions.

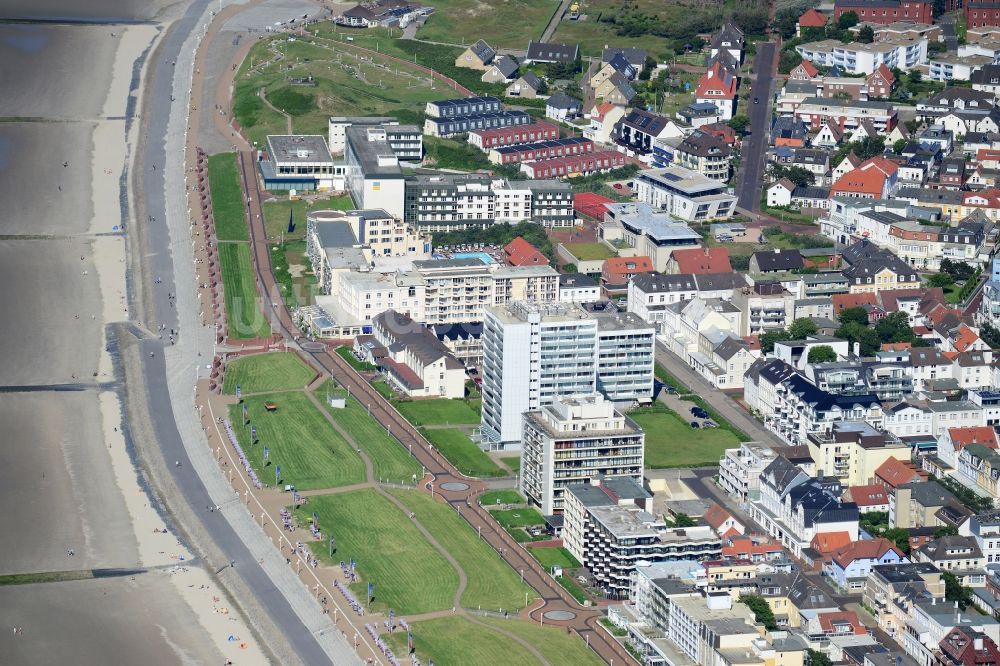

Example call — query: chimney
[853,342,860,357]
[976,637,985,651]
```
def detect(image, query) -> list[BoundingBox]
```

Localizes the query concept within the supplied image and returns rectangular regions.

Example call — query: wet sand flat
[0,122,96,236]
[1,0,178,21]
[0,391,138,575]
[0,239,104,386]
[0,575,230,665]
[0,25,117,119]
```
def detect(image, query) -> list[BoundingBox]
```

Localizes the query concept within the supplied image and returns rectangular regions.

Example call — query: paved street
[737,41,777,212]
[655,341,782,447]
[939,14,958,52]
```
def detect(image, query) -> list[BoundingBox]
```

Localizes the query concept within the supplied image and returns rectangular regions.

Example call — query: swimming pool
[451,251,495,265]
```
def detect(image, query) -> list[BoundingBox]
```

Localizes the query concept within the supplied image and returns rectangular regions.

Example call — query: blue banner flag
[251,425,257,441]
[263,446,270,462]
[275,465,281,485]
[236,384,241,399]
[407,632,413,651]
[242,403,248,418]
[367,581,374,602]
[350,559,356,573]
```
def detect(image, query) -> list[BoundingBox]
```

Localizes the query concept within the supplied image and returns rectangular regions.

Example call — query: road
[655,342,782,447]
[540,0,573,43]
[131,0,360,663]
[736,41,778,213]
[231,146,639,665]
[939,14,958,52]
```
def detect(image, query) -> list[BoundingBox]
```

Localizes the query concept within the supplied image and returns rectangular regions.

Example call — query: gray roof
[715,336,749,360]
[468,39,496,63]
[267,135,331,163]
[546,93,583,110]
[526,41,579,62]
[314,220,358,249]
[565,478,651,507]
[559,272,597,288]
[899,480,957,508]
[491,55,518,78]
[602,46,646,66]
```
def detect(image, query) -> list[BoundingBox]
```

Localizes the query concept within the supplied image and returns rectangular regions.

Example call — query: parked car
[690,406,709,419]
[690,421,701,428]
[702,421,718,428]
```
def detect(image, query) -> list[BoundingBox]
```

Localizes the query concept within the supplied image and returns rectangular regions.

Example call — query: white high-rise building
[520,394,644,515]
[480,301,654,448]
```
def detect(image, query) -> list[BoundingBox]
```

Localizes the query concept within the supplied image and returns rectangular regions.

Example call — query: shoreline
[92,18,268,666]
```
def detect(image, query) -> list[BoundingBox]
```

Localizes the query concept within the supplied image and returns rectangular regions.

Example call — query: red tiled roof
[695,61,737,100]
[860,155,899,178]
[670,247,732,274]
[832,538,902,569]
[504,237,549,267]
[796,60,820,77]
[869,63,895,86]
[817,610,867,635]
[574,192,615,220]
[604,256,654,275]
[880,342,912,352]
[952,324,981,353]
[830,167,887,198]
[875,457,923,488]
[703,504,734,530]
[811,531,853,555]
[948,426,1000,450]
[832,292,877,314]
[846,484,888,507]
[798,8,827,27]
[722,536,783,560]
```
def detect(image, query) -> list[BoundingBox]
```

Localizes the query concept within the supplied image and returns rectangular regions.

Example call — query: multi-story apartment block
[719,442,778,504]
[794,97,898,132]
[520,393,644,515]
[805,422,910,487]
[563,480,721,594]
[627,272,748,331]
[795,37,927,75]
[467,121,559,150]
[424,110,531,137]
[862,562,944,639]
[969,510,1000,566]
[480,301,655,448]
[751,455,860,557]
[328,116,422,159]
[633,166,739,222]
[600,202,704,272]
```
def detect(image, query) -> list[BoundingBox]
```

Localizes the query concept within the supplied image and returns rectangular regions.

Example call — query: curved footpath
[127,0,360,664]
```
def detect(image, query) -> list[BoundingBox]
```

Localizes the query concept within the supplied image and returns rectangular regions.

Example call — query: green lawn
[489,508,546,529]
[387,616,542,666]
[207,153,248,241]
[480,490,524,506]
[388,489,536,611]
[298,490,458,614]
[629,403,739,468]
[228,391,365,490]
[222,352,315,395]
[317,383,423,483]
[336,346,377,372]
[558,575,588,603]
[372,379,394,399]
[261,194,354,242]
[218,242,271,339]
[413,0,559,47]
[564,242,616,261]
[421,428,504,478]
[528,546,580,570]
[393,398,481,426]
[501,455,521,473]
[234,37,456,147]
[477,616,605,666]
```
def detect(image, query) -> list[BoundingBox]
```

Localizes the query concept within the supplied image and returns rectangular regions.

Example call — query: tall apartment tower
[521,393,645,515]
[480,301,654,448]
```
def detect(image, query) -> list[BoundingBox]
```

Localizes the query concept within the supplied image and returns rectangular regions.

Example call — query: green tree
[908,69,922,85]
[943,570,974,609]
[808,345,838,363]
[857,25,875,43]
[882,527,911,555]
[936,525,959,537]
[855,136,886,159]
[875,311,916,345]
[809,650,833,666]
[838,306,869,326]
[785,166,816,187]
[836,321,881,356]
[779,51,803,74]
[838,10,859,29]
[671,512,696,527]
[740,595,778,630]
[728,114,751,134]
[789,318,819,340]
[760,329,792,354]
[893,138,908,154]
[927,273,955,289]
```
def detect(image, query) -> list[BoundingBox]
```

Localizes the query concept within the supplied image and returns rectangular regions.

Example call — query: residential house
[826,538,907,592]
[595,72,636,106]
[600,256,654,299]
[772,115,811,147]
[545,93,583,121]
[891,480,960,529]
[666,247,732,275]
[845,483,891,513]
[938,426,999,471]
[503,237,549,267]
[813,119,846,148]
[590,52,638,89]
[524,41,579,64]
[710,21,744,64]
[674,130,732,181]
[614,108,671,155]
[790,59,820,80]
[584,102,627,145]
[455,39,495,70]
[958,443,1000,504]
[505,71,543,99]
[914,535,987,583]
[694,61,738,121]
[371,310,466,399]
[866,63,896,98]
[480,55,518,83]
[750,249,805,274]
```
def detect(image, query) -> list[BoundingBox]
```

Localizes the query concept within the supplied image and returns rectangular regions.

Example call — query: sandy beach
[0,5,267,664]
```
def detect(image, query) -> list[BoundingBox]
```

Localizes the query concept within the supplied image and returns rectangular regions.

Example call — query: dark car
[690,421,701,428]
[754,97,759,104]
[691,407,709,419]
